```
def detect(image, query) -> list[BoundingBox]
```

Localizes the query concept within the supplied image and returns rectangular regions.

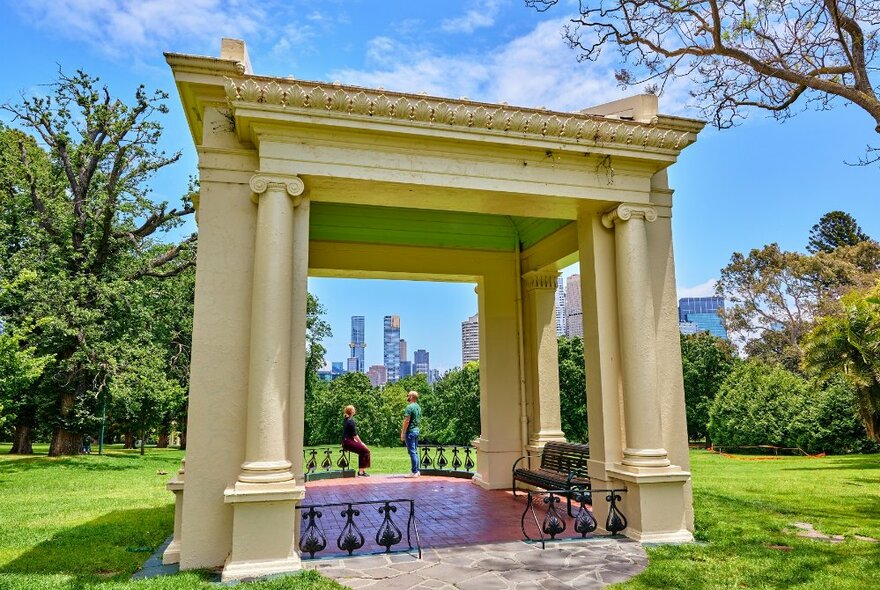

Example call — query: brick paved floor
[304,475,599,554]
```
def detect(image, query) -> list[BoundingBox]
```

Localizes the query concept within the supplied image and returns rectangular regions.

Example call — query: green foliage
[709,359,879,453]
[305,372,415,448]
[557,336,587,443]
[708,360,810,448]
[0,332,52,428]
[421,363,480,444]
[680,332,737,442]
[807,211,870,254]
[0,72,197,455]
[793,377,880,454]
[802,288,880,442]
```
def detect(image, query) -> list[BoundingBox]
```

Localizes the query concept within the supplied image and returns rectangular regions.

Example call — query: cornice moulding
[223,77,704,155]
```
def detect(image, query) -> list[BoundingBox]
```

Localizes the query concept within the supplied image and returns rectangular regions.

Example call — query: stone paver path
[304,538,648,589]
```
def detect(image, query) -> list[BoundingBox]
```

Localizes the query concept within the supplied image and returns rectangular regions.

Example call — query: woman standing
[342,405,371,477]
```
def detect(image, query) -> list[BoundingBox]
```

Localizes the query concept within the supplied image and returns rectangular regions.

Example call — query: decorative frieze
[601,204,658,229]
[224,78,697,153]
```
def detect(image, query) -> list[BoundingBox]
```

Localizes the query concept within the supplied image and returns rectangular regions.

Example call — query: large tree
[807,211,871,253]
[1,71,196,455]
[528,1,880,160]
[716,241,880,367]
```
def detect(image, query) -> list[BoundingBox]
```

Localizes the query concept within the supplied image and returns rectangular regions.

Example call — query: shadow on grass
[0,507,173,578]
[778,455,880,472]
[0,457,145,476]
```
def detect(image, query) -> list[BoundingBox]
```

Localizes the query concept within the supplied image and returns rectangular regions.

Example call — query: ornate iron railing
[418,444,475,478]
[521,487,628,549]
[297,498,422,559]
[303,447,354,481]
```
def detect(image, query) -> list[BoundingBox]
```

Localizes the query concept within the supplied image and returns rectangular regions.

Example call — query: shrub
[708,360,809,448]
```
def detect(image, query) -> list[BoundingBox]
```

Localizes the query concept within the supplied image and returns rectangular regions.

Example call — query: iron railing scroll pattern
[418,444,475,478]
[521,487,628,549]
[303,447,354,481]
[297,498,422,560]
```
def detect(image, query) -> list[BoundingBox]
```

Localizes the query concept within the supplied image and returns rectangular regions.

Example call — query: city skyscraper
[678,297,728,339]
[428,368,441,385]
[331,362,345,378]
[399,360,413,378]
[414,349,430,376]
[349,315,366,373]
[383,315,401,382]
[555,275,566,336]
[565,275,583,338]
[399,339,408,363]
[461,313,479,365]
[367,365,387,387]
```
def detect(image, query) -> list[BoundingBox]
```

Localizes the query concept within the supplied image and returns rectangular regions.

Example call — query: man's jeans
[406,430,420,473]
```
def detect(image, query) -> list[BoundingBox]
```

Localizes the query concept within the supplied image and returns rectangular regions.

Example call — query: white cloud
[441,0,503,34]
[14,0,267,58]
[677,279,718,299]
[331,18,697,114]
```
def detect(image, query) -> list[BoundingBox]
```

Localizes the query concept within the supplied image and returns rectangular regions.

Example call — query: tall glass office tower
[414,349,430,376]
[678,297,728,339]
[383,315,401,382]
[349,315,366,372]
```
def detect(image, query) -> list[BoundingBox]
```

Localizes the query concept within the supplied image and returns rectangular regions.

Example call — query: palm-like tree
[802,289,880,442]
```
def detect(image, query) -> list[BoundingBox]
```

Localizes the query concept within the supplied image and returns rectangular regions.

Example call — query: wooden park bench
[512,442,591,515]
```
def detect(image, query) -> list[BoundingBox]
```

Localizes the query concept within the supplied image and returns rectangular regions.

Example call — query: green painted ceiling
[310,202,569,251]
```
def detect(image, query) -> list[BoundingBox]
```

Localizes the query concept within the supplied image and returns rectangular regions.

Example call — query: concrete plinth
[222,482,305,581]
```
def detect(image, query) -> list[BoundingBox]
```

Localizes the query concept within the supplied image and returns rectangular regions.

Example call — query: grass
[0,444,345,590]
[0,445,877,589]
[620,451,880,589]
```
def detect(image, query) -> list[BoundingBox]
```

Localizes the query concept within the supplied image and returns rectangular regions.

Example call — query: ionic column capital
[522,270,561,292]
[601,203,657,229]
[249,173,305,205]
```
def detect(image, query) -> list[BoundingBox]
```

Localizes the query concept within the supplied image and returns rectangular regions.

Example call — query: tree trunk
[49,428,81,456]
[9,423,34,455]
[124,432,135,449]
[178,431,187,451]
[48,390,81,456]
[156,432,169,448]
[140,428,146,456]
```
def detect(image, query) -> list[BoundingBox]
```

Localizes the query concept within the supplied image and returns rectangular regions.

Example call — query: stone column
[289,196,311,487]
[222,173,306,581]
[522,270,566,451]
[601,204,670,469]
[238,174,303,483]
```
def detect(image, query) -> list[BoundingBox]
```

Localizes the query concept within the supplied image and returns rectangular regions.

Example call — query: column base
[222,480,304,582]
[238,459,295,484]
[471,437,520,490]
[605,464,693,544]
[162,540,181,565]
[526,431,567,453]
[622,447,671,468]
[221,554,303,582]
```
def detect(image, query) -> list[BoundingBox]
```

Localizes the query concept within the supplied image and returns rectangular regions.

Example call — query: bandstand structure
[163,39,705,581]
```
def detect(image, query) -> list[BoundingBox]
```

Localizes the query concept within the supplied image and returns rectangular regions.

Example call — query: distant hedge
[708,360,879,454]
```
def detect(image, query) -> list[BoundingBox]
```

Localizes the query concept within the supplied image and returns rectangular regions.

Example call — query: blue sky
[2,0,878,372]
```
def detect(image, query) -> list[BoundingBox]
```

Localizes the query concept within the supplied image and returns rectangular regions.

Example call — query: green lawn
[0,446,877,589]
[621,451,880,589]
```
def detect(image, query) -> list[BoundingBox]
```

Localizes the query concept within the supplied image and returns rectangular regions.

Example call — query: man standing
[400,391,422,477]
